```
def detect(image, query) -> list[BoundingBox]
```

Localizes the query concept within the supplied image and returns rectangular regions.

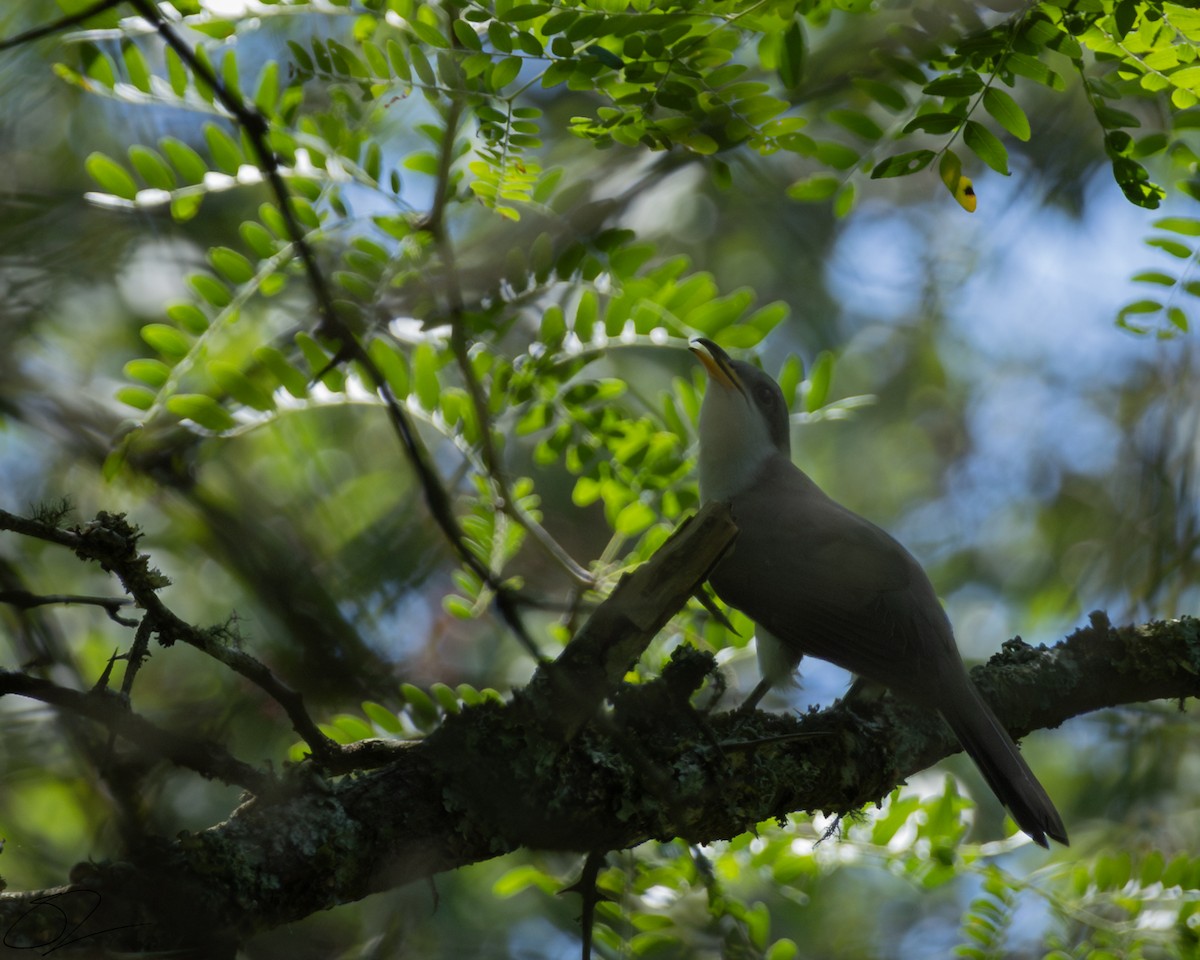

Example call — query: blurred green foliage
[1,0,1199,956]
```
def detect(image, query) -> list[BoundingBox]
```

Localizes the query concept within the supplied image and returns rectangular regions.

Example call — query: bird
[691,338,1067,847]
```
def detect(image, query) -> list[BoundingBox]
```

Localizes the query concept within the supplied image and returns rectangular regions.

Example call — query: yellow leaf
[938,150,977,212]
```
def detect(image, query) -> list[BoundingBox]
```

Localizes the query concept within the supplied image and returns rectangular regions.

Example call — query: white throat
[697,387,776,502]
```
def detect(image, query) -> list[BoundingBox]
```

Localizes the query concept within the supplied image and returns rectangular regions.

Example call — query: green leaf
[253,60,280,114]
[399,682,438,723]
[778,20,805,90]
[123,358,171,387]
[827,108,882,140]
[361,700,403,734]
[409,19,449,49]
[166,46,188,96]
[777,355,803,408]
[289,196,321,230]
[814,140,859,169]
[1133,133,1169,158]
[167,393,237,431]
[853,77,906,112]
[874,51,926,85]
[219,49,242,99]
[81,42,115,87]
[1137,849,1166,883]
[209,247,256,285]
[575,289,598,342]
[404,151,439,176]
[902,112,962,135]
[288,40,314,73]
[160,136,208,183]
[982,87,1031,141]
[540,305,566,349]
[141,323,193,359]
[452,20,483,50]
[804,351,834,412]
[1120,299,1163,315]
[204,123,243,175]
[386,39,411,81]
[239,221,278,259]
[413,343,440,411]
[1146,237,1192,258]
[871,150,935,179]
[1113,0,1138,38]
[85,152,137,200]
[127,146,176,190]
[542,10,578,34]
[116,386,156,411]
[424,682,458,714]
[615,500,656,537]
[254,346,308,399]
[834,182,856,218]
[492,865,556,898]
[209,361,276,411]
[1096,105,1141,130]
[408,42,437,85]
[490,56,522,90]
[763,936,801,960]
[190,273,233,308]
[962,120,1010,175]
[1153,217,1200,236]
[1131,271,1176,286]
[786,174,839,201]
[122,41,152,93]
[923,72,983,97]
[166,302,210,334]
[747,301,789,336]
[500,3,551,21]
[1005,53,1065,91]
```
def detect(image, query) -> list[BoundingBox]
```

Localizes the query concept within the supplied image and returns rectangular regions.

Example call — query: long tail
[940,679,1068,847]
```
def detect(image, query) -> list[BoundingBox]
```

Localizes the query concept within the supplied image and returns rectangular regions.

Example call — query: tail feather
[941,681,1068,848]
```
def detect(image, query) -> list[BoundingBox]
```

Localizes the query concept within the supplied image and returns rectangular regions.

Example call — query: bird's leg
[841,675,886,704]
[740,627,801,713]
[738,677,772,714]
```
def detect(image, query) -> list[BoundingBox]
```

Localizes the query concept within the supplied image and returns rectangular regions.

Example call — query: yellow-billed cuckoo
[692,338,1067,847]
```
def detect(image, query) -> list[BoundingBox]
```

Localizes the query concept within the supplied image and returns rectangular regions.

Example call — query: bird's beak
[690,338,743,394]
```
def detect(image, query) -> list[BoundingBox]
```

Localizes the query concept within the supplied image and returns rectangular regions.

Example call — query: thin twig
[425,44,593,589]
[0,589,137,626]
[119,613,155,699]
[0,0,123,52]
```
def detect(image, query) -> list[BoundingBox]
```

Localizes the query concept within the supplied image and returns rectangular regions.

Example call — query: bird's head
[691,338,790,502]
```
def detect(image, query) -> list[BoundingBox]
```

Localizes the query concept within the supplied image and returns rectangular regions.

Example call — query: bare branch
[1,508,343,764]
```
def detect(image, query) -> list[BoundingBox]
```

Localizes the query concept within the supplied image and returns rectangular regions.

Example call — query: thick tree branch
[1,510,1197,955]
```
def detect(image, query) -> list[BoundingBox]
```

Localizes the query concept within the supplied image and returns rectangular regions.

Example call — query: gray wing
[710,456,956,696]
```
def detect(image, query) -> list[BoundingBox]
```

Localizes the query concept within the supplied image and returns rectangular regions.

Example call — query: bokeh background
[1,1,1197,957]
